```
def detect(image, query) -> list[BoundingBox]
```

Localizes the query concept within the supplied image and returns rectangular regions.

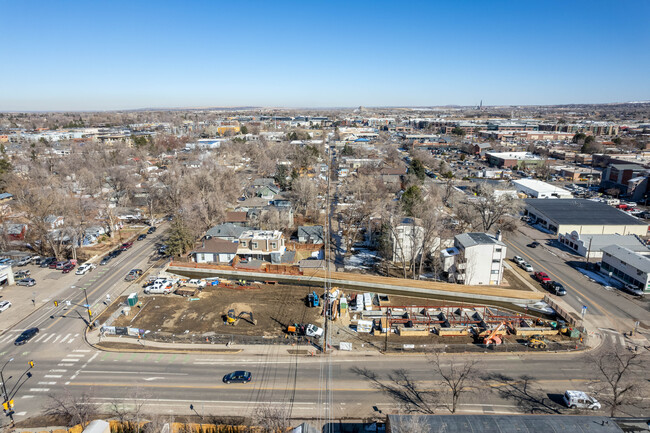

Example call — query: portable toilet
[339,295,348,314]
[127,292,138,307]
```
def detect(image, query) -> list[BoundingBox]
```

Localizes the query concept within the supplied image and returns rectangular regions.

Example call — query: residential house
[390,218,424,263]
[297,225,324,244]
[225,211,248,227]
[237,230,286,263]
[206,223,248,241]
[192,238,238,264]
[441,232,506,285]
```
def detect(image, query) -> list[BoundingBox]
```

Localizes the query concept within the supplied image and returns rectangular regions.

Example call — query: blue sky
[1,0,649,110]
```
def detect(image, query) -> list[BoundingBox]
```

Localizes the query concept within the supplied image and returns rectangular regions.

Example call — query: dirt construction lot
[110,284,322,337]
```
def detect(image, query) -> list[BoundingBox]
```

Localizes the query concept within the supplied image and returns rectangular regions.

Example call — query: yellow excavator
[226,309,257,326]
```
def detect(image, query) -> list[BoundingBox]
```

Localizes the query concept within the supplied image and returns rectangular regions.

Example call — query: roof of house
[225,211,247,223]
[525,199,648,226]
[455,232,505,248]
[601,245,650,273]
[206,223,249,239]
[192,238,238,255]
[298,225,324,241]
[252,178,276,187]
[387,415,624,433]
[380,167,406,176]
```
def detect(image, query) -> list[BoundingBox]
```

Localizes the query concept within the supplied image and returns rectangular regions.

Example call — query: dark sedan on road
[545,281,567,296]
[147,226,157,234]
[14,327,39,345]
[137,234,147,241]
[100,256,112,266]
[223,371,252,384]
[527,241,540,248]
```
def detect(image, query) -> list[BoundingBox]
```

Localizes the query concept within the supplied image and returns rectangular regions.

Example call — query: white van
[562,390,601,410]
[605,198,620,206]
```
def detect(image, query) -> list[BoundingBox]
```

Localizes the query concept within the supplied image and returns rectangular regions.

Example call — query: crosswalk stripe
[34,333,48,343]
[74,349,91,353]
[0,334,15,343]
[38,382,57,385]
[44,375,62,378]
[61,333,71,342]
[67,354,85,358]
[43,334,55,343]
[29,388,50,392]
[52,335,61,343]
[61,358,80,363]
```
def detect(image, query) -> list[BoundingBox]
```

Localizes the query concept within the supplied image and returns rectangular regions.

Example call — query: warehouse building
[513,179,573,199]
[558,231,649,259]
[600,245,650,293]
[524,199,649,235]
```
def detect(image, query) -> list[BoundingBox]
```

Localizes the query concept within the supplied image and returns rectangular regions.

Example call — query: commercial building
[524,199,649,235]
[512,179,573,199]
[558,231,649,259]
[441,232,506,285]
[600,163,650,202]
[600,245,650,293]
[485,151,543,169]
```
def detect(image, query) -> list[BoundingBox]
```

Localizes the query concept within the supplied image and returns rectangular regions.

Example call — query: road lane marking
[44,375,62,378]
[34,333,48,343]
[20,396,33,399]
[61,333,71,342]
[29,388,50,392]
[80,370,189,375]
[38,382,57,385]
[52,335,62,343]
[43,334,55,343]
[61,358,80,362]
[49,369,67,373]
[58,363,74,367]
[74,349,91,352]
[15,411,26,416]
[67,354,85,357]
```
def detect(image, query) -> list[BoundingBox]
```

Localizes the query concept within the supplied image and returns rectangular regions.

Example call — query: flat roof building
[513,179,573,199]
[558,231,649,259]
[486,151,543,169]
[601,245,650,293]
[524,199,648,236]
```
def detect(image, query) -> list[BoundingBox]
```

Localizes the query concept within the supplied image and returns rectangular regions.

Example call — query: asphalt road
[503,230,650,334]
[0,226,647,426]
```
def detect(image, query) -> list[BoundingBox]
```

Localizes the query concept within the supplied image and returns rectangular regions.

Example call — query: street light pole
[82,288,92,325]
[0,358,14,401]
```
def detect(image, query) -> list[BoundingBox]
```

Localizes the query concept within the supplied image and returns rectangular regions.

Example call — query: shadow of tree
[485,373,563,414]
[352,366,438,414]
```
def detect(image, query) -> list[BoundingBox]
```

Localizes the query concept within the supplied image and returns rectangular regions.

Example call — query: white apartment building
[390,218,424,263]
[237,230,286,263]
[442,232,507,285]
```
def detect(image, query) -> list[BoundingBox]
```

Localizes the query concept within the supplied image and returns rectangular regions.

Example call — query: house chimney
[496,230,502,241]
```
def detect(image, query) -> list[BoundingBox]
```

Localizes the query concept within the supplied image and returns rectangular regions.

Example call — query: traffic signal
[54,301,58,307]
[2,400,13,410]
[28,360,34,368]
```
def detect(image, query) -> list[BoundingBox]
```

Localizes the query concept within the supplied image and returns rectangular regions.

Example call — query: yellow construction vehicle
[226,309,257,326]
[527,335,548,349]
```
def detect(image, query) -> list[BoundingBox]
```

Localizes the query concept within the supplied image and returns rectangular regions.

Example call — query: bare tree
[462,184,521,232]
[253,405,291,433]
[290,176,318,216]
[44,389,97,427]
[488,373,562,414]
[430,353,479,414]
[589,348,648,417]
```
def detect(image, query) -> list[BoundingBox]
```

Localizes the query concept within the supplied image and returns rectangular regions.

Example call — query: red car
[120,241,134,251]
[61,263,76,273]
[534,271,551,283]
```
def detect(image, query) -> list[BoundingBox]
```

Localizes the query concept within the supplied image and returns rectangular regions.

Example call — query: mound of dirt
[223,302,253,315]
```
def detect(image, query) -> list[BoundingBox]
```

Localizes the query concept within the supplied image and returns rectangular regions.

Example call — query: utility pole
[81,287,92,325]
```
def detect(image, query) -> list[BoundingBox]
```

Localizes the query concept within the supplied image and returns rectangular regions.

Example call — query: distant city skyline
[1,0,649,111]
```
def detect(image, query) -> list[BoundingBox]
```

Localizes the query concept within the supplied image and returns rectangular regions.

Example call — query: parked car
[520,262,534,272]
[223,371,252,384]
[147,226,157,234]
[137,234,147,241]
[563,390,601,410]
[527,241,540,248]
[14,270,31,279]
[14,327,39,345]
[0,301,11,312]
[17,278,36,287]
[40,257,56,268]
[120,241,134,251]
[534,271,551,283]
[546,281,567,296]
[110,249,123,258]
[76,263,96,275]
[158,245,168,255]
[100,256,112,266]
[62,262,76,273]
[55,261,70,270]
[16,256,32,266]
[512,256,525,266]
